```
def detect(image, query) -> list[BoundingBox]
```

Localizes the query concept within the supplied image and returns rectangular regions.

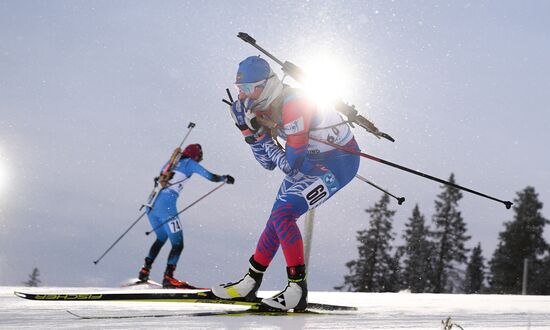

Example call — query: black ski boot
[138,257,153,282]
[261,265,308,311]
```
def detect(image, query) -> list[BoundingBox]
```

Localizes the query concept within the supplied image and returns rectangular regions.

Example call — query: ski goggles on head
[235,75,274,95]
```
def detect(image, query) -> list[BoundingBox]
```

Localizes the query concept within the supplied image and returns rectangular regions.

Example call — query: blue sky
[1,1,549,289]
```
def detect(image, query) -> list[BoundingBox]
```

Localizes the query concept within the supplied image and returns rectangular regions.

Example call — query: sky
[0,1,549,290]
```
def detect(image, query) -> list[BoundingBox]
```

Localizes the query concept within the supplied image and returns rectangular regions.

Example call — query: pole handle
[226,88,234,103]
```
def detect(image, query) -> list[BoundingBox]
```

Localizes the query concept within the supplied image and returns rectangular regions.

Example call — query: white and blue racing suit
[145,158,225,266]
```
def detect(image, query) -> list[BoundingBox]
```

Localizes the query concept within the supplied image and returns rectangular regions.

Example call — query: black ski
[14,290,357,312]
[66,308,324,319]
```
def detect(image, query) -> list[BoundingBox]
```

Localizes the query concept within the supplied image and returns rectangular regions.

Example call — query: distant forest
[337,174,549,295]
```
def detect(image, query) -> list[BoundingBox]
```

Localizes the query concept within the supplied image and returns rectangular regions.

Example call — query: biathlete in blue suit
[138,144,235,288]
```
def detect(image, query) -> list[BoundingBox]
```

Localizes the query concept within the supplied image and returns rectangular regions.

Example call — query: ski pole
[355,174,406,205]
[141,122,196,210]
[93,180,220,264]
[95,122,198,264]
[178,122,197,149]
[93,211,147,265]
[222,88,234,106]
[236,32,395,142]
[146,182,226,235]
[310,136,513,209]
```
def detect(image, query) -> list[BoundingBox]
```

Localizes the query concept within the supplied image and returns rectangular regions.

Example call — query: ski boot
[211,256,266,301]
[138,257,153,282]
[162,264,198,289]
[261,265,308,311]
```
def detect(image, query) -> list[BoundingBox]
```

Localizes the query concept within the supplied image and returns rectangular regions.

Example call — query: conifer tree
[430,173,471,293]
[337,194,396,292]
[464,243,485,293]
[532,255,550,294]
[386,249,403,292]
[489,186,548,294]
[401,204,433,292]
[23,268,41,287]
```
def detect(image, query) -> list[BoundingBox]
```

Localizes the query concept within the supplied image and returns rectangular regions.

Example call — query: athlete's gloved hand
[229,99,265,144]
[224,175,235,184]
[229,99,249,131]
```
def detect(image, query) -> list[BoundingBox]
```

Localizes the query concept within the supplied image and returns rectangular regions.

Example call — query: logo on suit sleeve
[284,117,305,135]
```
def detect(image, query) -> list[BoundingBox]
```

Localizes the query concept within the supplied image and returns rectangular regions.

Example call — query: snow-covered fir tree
[337,194,397,292]
[464,243,485,293]
[400,204,433,292]
[489,186,549,294]
[430,173,471,293]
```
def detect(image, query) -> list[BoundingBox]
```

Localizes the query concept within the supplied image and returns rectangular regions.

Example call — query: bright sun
[300,55,350,107]
[0,157,7,195]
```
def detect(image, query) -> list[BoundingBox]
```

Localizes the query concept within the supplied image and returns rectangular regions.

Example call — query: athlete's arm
[249,134,277,171]
[262,138,291,174]
[185,159,224,182]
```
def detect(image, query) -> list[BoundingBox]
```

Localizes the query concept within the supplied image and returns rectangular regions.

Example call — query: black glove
[224,175,235,184]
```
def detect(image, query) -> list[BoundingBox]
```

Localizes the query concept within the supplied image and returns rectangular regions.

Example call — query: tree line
[337,174,549,294]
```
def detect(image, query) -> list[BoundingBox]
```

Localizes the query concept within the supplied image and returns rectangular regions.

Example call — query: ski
[66,308,325,319]
[121,279,163,288]
[121,279,209,290]
[66,309,253,319]
[14,289,356,312]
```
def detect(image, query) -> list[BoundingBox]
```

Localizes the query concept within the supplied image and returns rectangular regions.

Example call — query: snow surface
[1,286,549,329]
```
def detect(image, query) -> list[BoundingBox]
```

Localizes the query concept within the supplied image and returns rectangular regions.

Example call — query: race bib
[301,179,329,209]
[168,219,182,233]
[300,171,340,209]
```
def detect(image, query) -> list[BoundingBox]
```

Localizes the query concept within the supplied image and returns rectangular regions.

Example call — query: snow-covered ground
[1,286,549,329]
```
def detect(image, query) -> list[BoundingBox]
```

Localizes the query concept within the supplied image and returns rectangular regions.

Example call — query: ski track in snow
[1,287,550,329]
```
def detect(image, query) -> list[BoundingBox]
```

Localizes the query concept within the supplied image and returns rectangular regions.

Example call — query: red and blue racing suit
[248,91,360,268]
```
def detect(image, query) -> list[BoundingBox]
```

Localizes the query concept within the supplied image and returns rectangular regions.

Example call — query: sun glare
[0,155,8,195]
[300,55,350,108]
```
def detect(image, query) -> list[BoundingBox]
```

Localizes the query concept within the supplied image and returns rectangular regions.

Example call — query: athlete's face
[235,77,270,100]
[238,86,264,100]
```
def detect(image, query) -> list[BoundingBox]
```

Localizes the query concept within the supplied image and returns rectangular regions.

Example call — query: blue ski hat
[235,56,271,84]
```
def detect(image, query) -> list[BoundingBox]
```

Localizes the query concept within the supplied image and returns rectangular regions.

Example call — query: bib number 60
[302,180,329,209]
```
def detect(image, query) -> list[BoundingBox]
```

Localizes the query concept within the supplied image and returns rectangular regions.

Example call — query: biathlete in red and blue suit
[212,56,360,311]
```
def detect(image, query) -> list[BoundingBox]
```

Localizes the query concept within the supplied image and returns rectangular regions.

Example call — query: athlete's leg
[213,146,360,303]
[253,155,360,268]
[259,148,359,310]
[164,215,184,267]
[253,173,314,267]
[139,211,169,281]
